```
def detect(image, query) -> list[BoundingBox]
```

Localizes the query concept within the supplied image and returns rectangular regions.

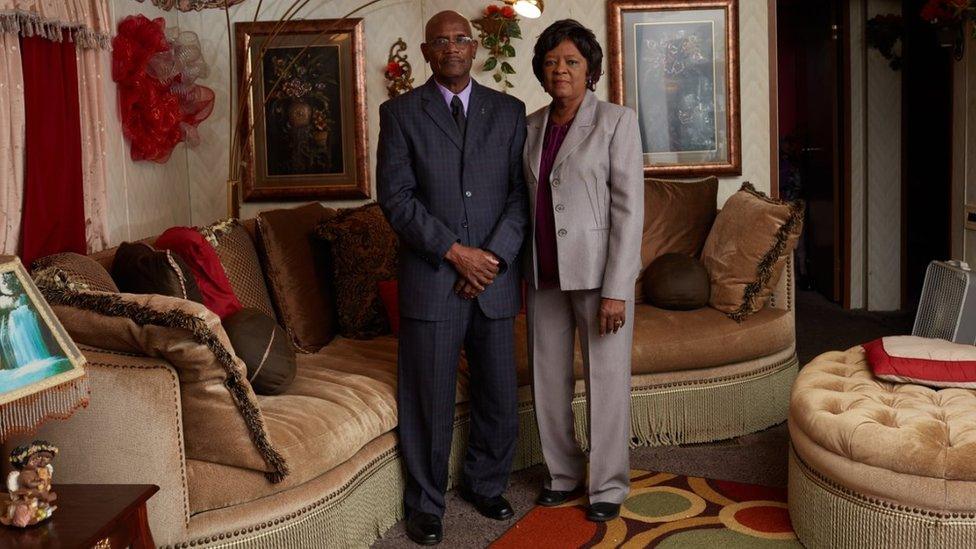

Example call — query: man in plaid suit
[376,10,528,546]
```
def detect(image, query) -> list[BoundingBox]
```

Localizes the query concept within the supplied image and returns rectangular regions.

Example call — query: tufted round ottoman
[788,346,976,548]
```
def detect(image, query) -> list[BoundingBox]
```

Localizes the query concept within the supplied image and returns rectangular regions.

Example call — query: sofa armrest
[769,253,795,313]
[30,346,190,544]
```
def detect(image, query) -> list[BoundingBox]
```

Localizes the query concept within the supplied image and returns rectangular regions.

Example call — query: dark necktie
[451,95,466,139]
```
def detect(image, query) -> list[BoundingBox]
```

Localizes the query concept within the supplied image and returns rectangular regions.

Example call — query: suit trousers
[398,300,519,517]
[527,287,634,504]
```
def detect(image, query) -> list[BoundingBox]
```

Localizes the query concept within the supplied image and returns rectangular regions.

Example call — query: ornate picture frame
[0,258,86,406]
[608,0,741,176]
[235,19,370,201]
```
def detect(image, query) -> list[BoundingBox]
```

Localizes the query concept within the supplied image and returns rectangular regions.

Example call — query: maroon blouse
[535,117,573,289]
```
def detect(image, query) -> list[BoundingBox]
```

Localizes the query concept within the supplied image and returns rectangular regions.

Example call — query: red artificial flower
[501,5,516,19]
[485,4,500,16]
[385,61,403,79]
[921,0,969,22]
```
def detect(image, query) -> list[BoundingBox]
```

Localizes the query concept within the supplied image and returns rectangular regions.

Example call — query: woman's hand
[597,298,626,336]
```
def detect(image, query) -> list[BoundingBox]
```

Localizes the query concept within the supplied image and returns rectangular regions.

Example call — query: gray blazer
[377,78,529,321]
[523,90,644,300]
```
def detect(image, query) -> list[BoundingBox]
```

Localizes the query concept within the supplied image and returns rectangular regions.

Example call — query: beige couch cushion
[791,346,976,483]
[43,289,288,481]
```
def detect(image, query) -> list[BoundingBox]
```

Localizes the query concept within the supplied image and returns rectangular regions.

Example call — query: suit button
[464,190,472,198]
[462,221,469,228]
[557,229,567,237]
[555,204,565,212]
[552,179,560,187]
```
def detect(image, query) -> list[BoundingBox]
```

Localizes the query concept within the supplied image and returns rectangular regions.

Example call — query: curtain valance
[0,0,111,49]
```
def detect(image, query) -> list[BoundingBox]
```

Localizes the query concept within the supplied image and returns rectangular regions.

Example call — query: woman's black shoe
[405,512,442,545]
[536,487,579,507]
[586,502,620,522]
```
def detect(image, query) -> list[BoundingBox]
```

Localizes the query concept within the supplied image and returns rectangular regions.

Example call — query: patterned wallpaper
[103,0,772,242]
[865,0,902,311]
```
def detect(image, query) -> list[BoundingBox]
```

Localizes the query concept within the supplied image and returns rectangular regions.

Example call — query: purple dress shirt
[435,79,472,115]
[535,117,573,289]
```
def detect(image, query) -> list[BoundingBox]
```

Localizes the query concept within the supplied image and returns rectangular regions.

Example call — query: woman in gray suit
[523,19,643,522]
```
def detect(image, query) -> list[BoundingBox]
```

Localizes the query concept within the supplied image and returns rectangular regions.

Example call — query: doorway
[776,0,849,305]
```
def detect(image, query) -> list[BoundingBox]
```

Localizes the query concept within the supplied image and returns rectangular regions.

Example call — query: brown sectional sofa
[24,204,797,548]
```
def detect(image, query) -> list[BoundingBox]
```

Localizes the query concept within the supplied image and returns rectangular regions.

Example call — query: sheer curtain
[0,32,24,254]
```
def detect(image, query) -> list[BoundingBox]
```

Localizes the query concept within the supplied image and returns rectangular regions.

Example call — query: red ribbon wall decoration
[112,15,214,163]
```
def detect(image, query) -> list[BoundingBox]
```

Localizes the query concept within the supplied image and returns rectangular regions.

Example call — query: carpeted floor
[373,290,915,548]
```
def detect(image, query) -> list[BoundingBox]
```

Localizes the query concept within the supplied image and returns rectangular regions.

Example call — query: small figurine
[1,440,58,528]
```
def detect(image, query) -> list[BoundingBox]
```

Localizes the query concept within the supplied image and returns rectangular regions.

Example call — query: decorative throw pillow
[377,280,400,337]
[31,252,119,293]
[257,203,339,352]
[864,336,976,388]
[222,308,296,395]
[156,227,242,319]
[111,242,205,303]
[199,218,277,321]
[637,177,718,302]
[700,182,804,321]
[316,203,399,339]
[642,253,710,311]
[41,288,288,482]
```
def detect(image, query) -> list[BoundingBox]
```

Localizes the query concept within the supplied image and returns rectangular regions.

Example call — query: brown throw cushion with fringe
[700,182,804,321]
[315,203,399,339]
[40,287,288,482]
[257,203,338,352]
[637,177,718,302]
[31,252,119,293]
[199,219,278,321]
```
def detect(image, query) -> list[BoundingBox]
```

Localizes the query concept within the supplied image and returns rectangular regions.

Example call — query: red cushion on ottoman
[864,336,976,388]
[156,227,242,319]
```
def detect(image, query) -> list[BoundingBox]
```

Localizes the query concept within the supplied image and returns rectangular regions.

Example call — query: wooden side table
[0,484,158,549]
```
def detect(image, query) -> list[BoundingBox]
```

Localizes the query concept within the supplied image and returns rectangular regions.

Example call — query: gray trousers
[527,286,633,504]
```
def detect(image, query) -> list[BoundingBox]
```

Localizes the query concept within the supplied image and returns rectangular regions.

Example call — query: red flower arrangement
[474,3,522,91]
[920,0,971,23]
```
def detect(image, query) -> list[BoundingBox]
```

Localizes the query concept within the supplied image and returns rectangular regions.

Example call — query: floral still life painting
[609,0,741,177]
[236,19,370,201]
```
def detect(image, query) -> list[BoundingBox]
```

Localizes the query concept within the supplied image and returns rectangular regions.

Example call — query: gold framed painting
[0,257,86,407]
[236,19,370,201]
[608,0,741,177]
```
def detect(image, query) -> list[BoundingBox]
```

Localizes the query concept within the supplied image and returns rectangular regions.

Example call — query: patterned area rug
[491,470,800,548]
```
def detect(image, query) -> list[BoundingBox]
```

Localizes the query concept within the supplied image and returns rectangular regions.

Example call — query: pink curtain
[76,46,109,253]
[0,33,24,254]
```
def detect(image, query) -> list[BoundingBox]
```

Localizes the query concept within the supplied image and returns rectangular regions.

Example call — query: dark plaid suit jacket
[377,78,528,321]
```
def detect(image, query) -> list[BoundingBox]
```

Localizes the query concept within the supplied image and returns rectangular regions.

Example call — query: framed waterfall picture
[608,0,741,176]
[0,257,85,406]
[235,18,370,201]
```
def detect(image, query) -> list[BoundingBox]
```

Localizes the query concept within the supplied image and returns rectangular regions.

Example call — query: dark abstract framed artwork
[236,19,370,201]
[608,0,741,176]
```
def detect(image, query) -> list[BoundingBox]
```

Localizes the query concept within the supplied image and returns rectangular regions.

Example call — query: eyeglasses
[427,36,475,50]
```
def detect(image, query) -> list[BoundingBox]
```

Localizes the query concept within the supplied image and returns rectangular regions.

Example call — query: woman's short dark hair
[532,19,603,91]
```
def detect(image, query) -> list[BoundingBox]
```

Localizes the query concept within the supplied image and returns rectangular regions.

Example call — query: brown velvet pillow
[637,177,718,302]
[643,253,710,311]
[42,288,288,482]
[222,308,296,395]
[31,252,119,293]
[257,203,338,352]
[111,242,204,303]
[700,182,804,321]
[199,218,277,321]
[315,203,399,339]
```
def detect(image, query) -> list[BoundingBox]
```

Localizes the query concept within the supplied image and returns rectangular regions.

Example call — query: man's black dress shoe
[536,487,580,507]
[586,502,620,522]
[405,512,442,545]
[459,486,515,520]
